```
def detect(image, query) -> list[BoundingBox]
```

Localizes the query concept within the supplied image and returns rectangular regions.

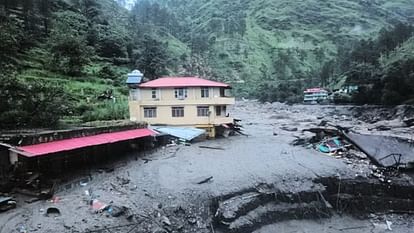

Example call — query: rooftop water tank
[126,70,143,88]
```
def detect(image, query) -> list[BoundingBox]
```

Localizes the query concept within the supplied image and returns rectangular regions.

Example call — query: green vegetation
[0,0,168,128]
[128,0,414,102]
[337,23,414,105]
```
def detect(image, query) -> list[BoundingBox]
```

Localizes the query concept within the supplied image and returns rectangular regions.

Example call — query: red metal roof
[139,77,230,88]
[304,88,328,93]
[16,128,156,158]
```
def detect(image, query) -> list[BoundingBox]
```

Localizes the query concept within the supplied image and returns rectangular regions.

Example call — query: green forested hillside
[1,0,414,129]
[0,0,168,128]
[136,0,414,99]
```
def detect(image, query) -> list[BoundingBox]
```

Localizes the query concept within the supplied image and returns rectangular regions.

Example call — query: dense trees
[47,10,91,76]
[339,23,414,105]
[0,0,173,128]
[134,36,168,80]
[0,17,21,70]
[0,70,69,129]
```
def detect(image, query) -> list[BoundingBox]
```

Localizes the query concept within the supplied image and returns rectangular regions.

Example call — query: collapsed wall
[211,177,414,233]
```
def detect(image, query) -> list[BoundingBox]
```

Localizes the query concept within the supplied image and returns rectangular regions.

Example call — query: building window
[220,88,225,97]
[216,105,227,116]
[197,106,209,117]
[144,107,157,118]
[201,87,209,98]
[129,89,139,101]
[174,88,188,99]
[215,106,221,116]
[172,107,184,117]
[151,88,157,99]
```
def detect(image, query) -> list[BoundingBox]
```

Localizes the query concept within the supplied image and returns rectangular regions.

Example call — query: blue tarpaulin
[153,127,206,141]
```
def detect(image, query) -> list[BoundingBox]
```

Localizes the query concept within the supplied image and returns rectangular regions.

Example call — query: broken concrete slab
[343,133,414,168]
[215,192,264,223]
[227,201,330,233]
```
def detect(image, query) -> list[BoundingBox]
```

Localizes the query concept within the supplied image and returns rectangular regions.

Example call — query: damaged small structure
[127,70,236,138]
[300,124,414,169]
[344,132,414,168]
[1,123,157,175]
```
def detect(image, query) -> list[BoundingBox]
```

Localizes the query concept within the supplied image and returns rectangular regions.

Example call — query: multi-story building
[303,88,329,104]
[126,70,235,137]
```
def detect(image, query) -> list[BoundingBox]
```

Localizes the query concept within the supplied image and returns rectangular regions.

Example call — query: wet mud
[1,101,414,232]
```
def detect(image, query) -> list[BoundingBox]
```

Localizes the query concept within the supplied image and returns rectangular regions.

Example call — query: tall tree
[47,10,92,76]
[135,35,168,80]
[38,0,52,35]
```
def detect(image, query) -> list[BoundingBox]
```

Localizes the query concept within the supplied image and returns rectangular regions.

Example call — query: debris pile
[293,121,414,183]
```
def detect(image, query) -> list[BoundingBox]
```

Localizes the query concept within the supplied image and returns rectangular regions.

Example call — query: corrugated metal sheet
[16,128,156,158]
[153,127,206,141]
[344,132,414,167]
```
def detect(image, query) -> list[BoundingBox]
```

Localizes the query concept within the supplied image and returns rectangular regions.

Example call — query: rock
[174,206,186,215]
[187,217,197,224]
[152,226,167,233]
[269,114,287,120]
[280,126,298,132]
[197,220,207,229]
[350,151,367,159]
[403,118,414,127]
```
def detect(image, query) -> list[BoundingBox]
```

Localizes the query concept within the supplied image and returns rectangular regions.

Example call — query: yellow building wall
[139,87,228,101]
[128,87,235,127]
[128,101,141,121]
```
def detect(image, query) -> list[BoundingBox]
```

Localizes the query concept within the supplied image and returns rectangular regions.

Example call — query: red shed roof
[139,77,230,88]
[15,128,156,158]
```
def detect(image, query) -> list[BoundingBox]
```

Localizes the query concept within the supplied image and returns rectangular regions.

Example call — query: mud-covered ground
[1,101,414,233]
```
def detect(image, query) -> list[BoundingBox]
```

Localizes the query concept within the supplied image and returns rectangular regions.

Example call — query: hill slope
[118,0,414,97]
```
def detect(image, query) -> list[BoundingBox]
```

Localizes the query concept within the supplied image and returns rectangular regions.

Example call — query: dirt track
[1,101,413,233]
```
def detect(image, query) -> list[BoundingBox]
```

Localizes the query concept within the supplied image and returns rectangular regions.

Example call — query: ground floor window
[144,107,157,118]
[172,107,184,117]
[197,106,210,116]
